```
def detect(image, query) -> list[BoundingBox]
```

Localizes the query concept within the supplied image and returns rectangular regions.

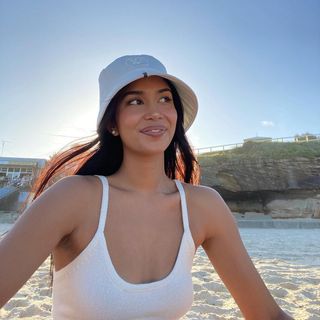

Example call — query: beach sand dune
[1,246,319,320]
[183,249,320,320]
[0,257,52,319]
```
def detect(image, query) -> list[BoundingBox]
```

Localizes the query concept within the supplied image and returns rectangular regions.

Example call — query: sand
[1,227,320,320]
[183,251,320,320]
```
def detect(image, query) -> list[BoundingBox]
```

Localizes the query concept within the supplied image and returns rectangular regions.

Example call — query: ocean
[239,228,320,266]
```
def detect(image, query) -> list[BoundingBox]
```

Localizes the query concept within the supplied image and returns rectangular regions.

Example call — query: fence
[194,134,320,155]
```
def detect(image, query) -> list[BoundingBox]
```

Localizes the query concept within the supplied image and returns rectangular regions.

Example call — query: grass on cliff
[197,140,320,163]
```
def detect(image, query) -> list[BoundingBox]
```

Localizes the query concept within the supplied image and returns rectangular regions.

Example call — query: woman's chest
[54,184,206,277]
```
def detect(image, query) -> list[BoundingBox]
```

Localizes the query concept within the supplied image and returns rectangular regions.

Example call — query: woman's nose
[144,110,163,120]
[144,103,163,119]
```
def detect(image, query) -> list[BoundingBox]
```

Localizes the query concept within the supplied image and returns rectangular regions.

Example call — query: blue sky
[1,0,319,158]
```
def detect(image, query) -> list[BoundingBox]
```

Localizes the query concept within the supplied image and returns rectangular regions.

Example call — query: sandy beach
[1,227,319,320]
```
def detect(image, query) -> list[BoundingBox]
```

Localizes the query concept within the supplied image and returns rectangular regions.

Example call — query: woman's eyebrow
[122,88,172,99]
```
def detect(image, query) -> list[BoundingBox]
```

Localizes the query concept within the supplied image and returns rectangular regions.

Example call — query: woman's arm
[197,187,294,320]
[0,175,84,308]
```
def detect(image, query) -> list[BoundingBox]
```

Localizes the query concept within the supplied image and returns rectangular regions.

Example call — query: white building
[0,157,46,182]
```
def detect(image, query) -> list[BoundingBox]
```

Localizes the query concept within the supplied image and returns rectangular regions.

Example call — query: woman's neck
[110,151,174,194]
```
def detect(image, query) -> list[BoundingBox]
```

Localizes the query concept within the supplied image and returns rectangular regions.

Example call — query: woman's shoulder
[50,174,101,198]
[181,181,224,207]
[53,174,97,187]
[47,175,103,246]
[181,181,232,241]
[40,175,101,225]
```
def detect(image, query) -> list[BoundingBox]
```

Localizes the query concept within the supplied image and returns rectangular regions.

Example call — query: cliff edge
[198,141,320,219]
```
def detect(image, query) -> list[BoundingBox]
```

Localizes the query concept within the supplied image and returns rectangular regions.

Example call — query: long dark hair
[31,77,200,291]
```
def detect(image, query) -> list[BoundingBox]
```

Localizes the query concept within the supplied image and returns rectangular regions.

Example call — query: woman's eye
[159,96,172,103]
[127,96,172,105]
[128,98,142,105]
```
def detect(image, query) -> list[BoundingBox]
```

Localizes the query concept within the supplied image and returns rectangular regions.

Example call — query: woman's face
[115,76,178,156]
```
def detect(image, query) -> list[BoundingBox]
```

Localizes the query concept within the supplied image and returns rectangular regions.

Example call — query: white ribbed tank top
[52,175,196,319]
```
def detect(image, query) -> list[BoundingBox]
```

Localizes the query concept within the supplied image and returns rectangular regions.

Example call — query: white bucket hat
[98,54,198,132]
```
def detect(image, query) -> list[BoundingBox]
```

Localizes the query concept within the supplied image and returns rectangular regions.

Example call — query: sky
[0,0,319,159]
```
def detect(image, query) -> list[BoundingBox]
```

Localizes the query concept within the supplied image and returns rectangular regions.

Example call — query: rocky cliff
[198,152,320,219]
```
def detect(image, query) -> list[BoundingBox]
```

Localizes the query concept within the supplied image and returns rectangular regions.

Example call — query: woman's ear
[110,128,119,136]
[106,124,119,136]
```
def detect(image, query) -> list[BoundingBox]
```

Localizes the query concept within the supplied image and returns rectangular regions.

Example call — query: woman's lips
[140,126,167,136]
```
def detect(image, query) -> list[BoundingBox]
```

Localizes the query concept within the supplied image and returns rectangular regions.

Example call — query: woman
[0,54,293,319]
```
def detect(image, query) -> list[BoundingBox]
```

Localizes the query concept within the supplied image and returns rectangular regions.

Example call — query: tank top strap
[174,179,190,232]
[94,175,109,233]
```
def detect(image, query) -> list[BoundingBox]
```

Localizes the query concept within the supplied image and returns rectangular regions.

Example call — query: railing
[194,134,320,155]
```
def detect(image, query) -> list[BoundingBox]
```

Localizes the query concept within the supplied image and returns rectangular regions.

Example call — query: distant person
[0,54,293,319]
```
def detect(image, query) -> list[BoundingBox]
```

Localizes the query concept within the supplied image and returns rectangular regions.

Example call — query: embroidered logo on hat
[125,56,150,67]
